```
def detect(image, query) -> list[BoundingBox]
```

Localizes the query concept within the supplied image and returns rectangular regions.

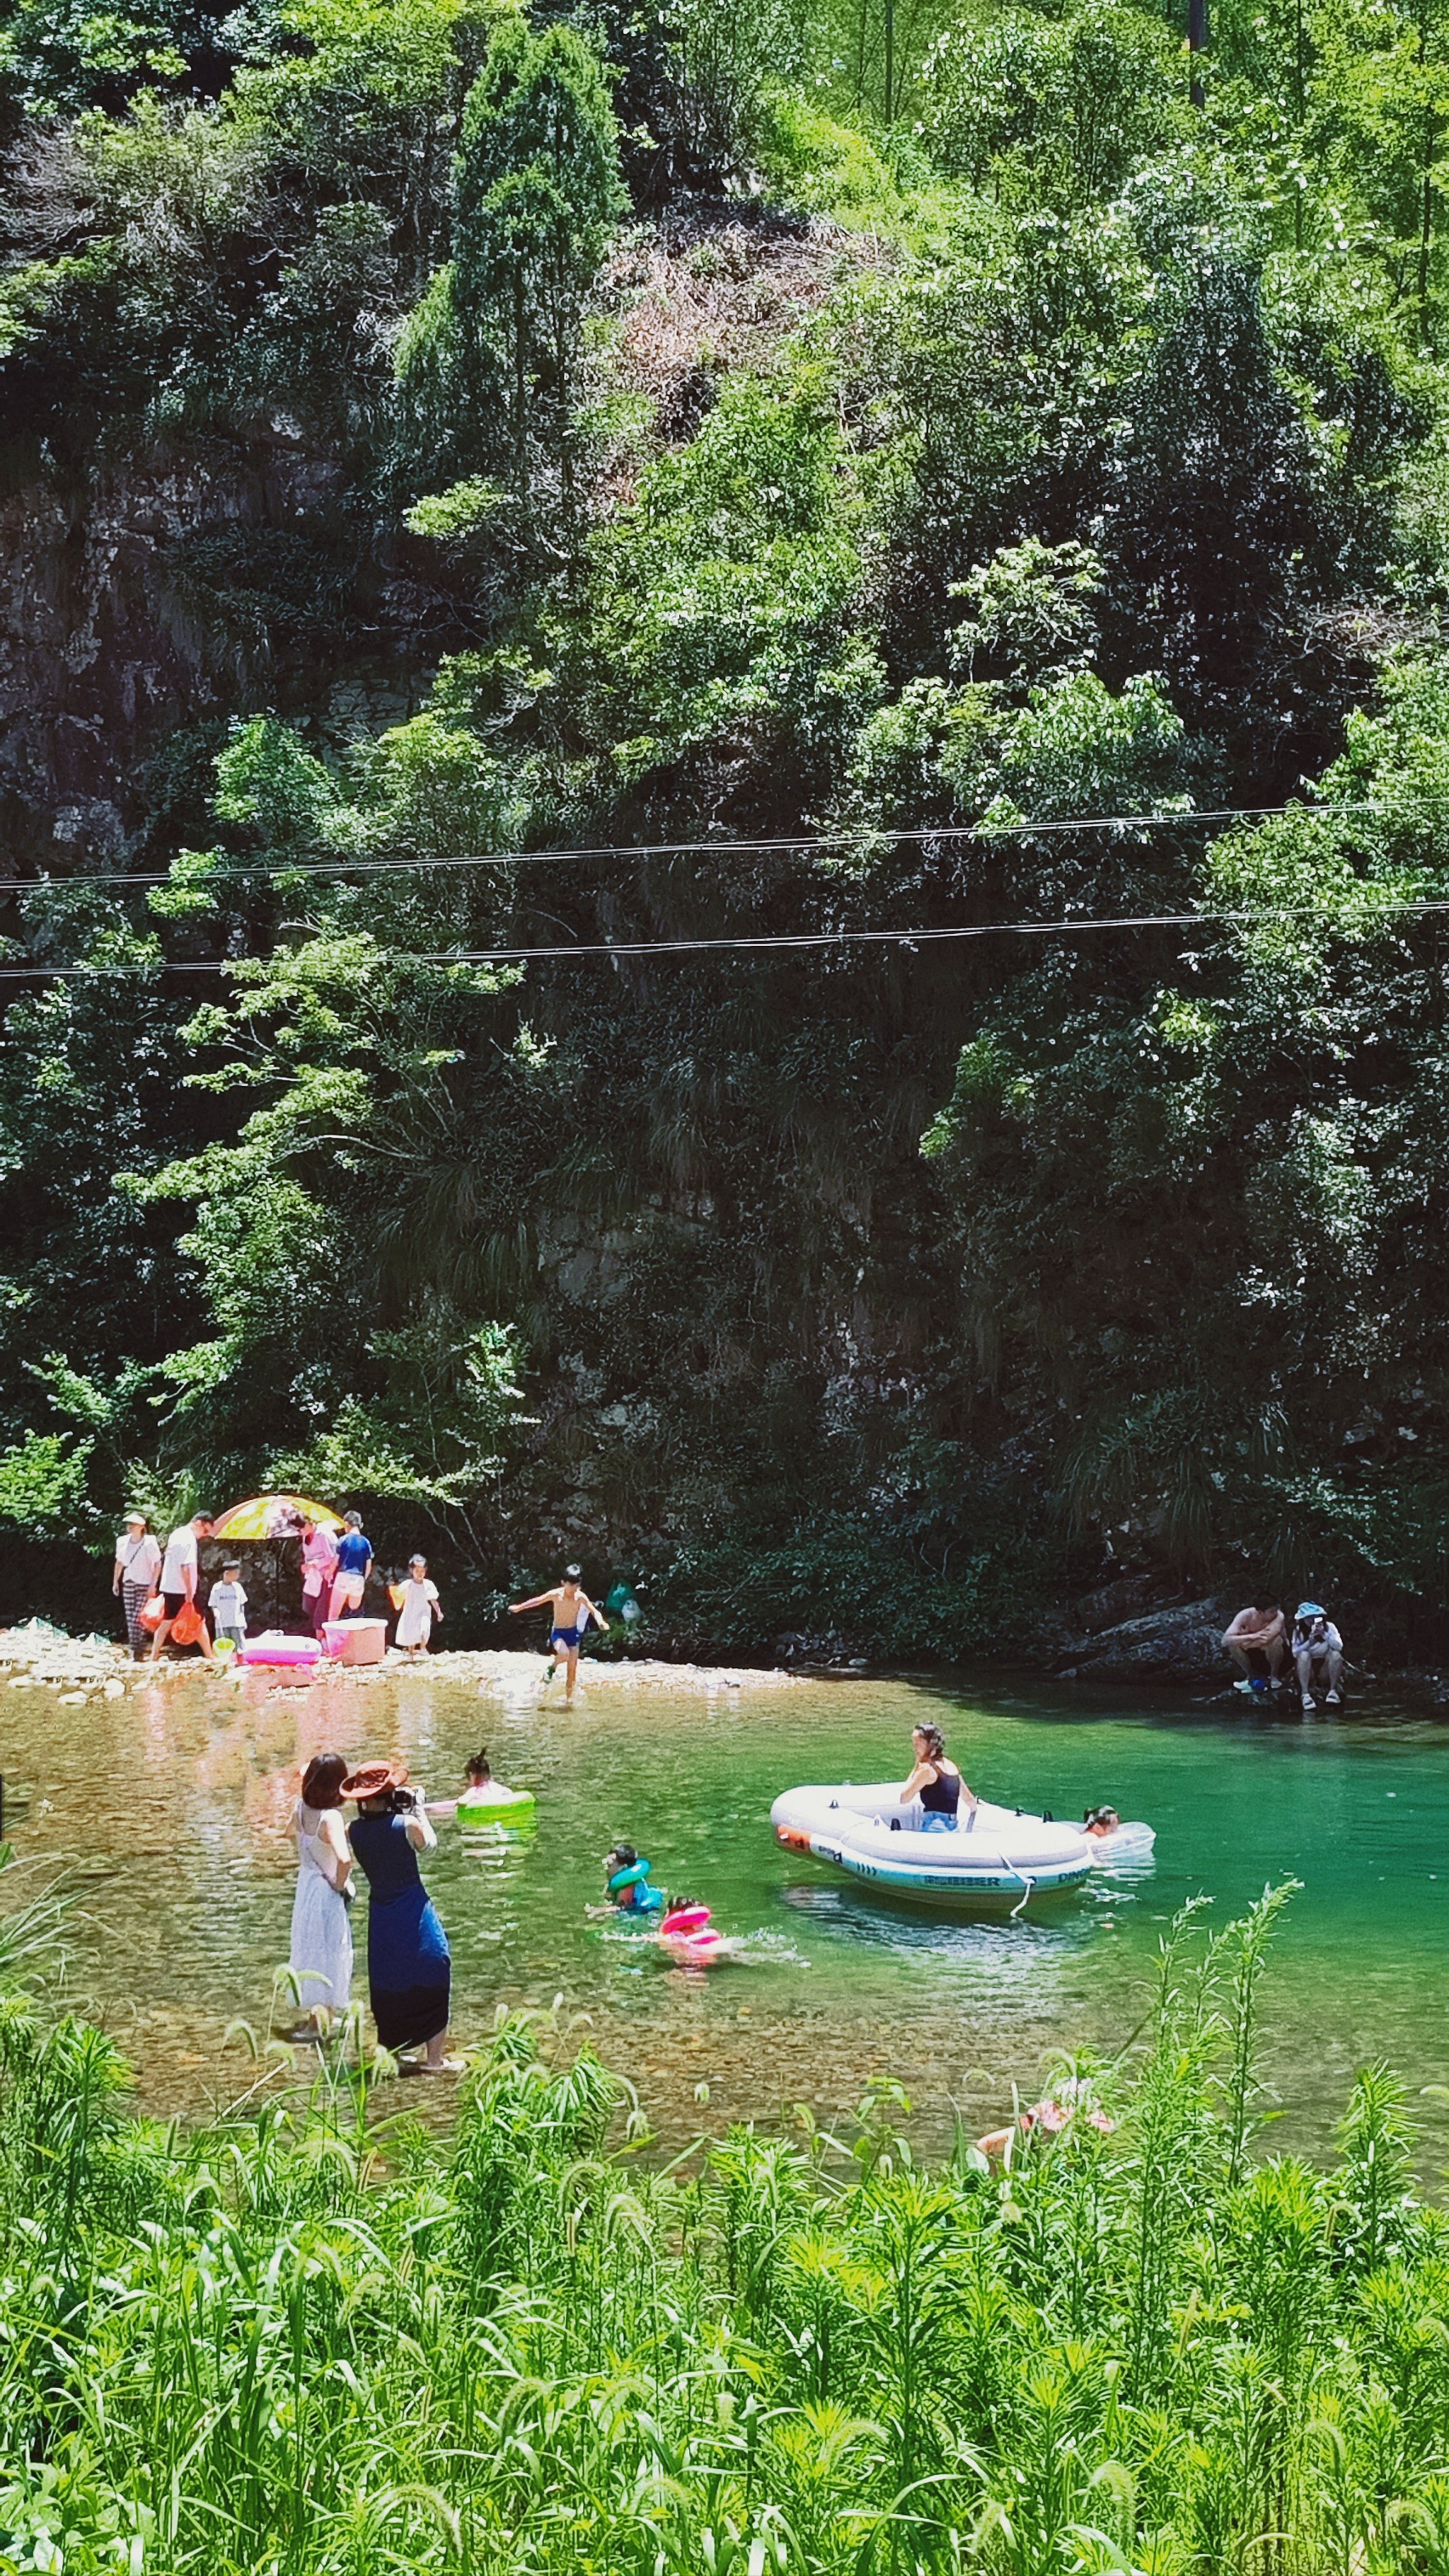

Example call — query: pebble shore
[0,1622,802,1704]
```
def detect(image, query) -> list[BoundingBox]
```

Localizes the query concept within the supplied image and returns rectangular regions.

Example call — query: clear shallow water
[4,1655,1449,2158]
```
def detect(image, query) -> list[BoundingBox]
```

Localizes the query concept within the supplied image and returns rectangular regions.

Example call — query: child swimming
[589,1843,665,1916]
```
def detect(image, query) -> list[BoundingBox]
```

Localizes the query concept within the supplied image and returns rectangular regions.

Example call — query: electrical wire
[0,894,1439,978]
[0,803,1330,899]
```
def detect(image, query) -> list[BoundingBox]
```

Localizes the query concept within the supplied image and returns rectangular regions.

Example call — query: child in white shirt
[209,1564,248,1648]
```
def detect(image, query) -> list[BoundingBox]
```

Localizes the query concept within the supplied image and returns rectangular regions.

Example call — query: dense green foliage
[11,0,1449,1649]
[4,1888,1449,2570]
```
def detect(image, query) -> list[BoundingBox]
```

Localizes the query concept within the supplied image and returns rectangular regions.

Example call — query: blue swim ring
[608,1858,652,1892]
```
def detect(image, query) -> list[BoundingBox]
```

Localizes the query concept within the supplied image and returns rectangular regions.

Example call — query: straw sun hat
[340,1760,409,1801]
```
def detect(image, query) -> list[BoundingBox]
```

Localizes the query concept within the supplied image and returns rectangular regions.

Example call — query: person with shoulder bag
[113,1512,162,1659]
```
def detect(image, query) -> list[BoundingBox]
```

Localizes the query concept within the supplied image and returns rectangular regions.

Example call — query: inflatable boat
[770,1783,1095,1912]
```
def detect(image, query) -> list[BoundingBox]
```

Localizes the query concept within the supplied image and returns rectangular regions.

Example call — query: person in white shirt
[209,1564,248,1649]
[150,1511,216,1662]
[112,1512,162,1658]
[393,1556,442,1656]
[1291,1601,1344,1710]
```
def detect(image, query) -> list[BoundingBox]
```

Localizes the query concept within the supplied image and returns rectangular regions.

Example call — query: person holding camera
[340,1761,461,2072]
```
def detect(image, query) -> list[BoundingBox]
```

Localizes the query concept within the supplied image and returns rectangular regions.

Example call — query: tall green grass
[0,1889,1445,2573]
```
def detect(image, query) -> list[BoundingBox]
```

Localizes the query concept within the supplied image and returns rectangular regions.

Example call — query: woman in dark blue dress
[340,1761,461,2072]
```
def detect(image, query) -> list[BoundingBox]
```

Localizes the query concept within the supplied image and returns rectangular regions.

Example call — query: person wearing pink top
[301,1518,340,1636]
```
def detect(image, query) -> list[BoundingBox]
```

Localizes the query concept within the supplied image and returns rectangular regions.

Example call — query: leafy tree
[402,13,624,515]
[920,654,1449,1622]
[581,0,810,192]
[918,0,1184,202]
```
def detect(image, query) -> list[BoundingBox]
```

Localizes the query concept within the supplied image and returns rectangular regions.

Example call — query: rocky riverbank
[2,1610,1441,1709]
[0,1622,804,1703]
[1054,1595,1235,1683]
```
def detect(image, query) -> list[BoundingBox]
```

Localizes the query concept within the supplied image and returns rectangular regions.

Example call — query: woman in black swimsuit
[901,1724,976,1832]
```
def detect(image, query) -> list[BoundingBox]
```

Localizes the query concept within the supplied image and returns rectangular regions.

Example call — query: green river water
[3,1653,1448,2159]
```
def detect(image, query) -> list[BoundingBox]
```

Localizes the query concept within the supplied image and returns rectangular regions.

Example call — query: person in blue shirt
[330,1511,373,1622]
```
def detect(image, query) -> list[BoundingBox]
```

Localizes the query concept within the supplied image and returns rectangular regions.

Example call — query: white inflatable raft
[770,1783,1095,1912]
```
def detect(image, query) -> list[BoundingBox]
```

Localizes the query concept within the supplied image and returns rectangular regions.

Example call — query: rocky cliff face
[0,437,353,865]
[0,433,463,871]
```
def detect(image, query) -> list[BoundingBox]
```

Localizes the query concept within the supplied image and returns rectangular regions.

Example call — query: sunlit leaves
[0,1427,96,1536]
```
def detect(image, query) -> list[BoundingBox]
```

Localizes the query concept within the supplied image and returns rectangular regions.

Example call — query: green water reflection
[4,1656,1448,2156]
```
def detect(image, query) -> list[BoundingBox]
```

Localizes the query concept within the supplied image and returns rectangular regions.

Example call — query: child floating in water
[429,1751,511,1816]
[589,1843,664,1916]
[657,1897,724,1958]
[587,1849,730,1957]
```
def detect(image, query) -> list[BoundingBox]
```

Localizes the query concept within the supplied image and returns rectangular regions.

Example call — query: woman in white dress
[393,1556,442,1656]
[289,1752,354,2036]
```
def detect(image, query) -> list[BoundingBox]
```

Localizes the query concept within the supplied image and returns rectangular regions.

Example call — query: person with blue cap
[1291,1600,1343,1710]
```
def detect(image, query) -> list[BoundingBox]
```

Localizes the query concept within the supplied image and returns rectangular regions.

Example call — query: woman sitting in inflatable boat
[901,1724,978,1832]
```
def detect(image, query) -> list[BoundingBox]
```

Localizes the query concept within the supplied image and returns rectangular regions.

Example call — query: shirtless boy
[1222,1596,1286,1691]
[509,1564,608,1704]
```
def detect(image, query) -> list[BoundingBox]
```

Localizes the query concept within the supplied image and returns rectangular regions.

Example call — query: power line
[0,804,1328,899]
[0,894,1436,978]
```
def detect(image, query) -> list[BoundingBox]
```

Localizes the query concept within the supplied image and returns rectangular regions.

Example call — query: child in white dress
[394,1556,442,1655]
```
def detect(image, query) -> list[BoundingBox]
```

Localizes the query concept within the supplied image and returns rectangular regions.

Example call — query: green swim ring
[456,1786,536,1825]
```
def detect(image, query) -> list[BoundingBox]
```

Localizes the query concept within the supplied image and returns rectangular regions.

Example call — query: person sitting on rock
[1291,1602,1344,1711]
[1223,1596,1286,1692]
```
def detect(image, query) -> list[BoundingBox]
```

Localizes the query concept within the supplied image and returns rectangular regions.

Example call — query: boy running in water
[509,1564,608,1704]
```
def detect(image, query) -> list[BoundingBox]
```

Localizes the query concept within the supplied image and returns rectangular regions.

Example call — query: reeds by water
[0,1885,1443,2574]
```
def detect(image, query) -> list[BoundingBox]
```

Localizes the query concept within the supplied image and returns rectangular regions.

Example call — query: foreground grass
[0,1888,1446,2574]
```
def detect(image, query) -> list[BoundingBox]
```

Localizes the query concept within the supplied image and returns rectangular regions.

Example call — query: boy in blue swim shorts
[509,1564,609,1704]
